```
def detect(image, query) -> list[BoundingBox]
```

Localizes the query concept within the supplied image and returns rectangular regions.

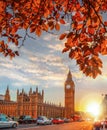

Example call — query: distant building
[0,71,75,118]
[0,87,64,118]
[0,86,17,117]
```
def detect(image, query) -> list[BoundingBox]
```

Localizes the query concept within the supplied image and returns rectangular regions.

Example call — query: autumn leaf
[55,22,60,31]
[42,24,49,31]
[93,45,100,56]
[99,28,106,34]
[62,47,69,53]
[7,49,12,54]
[101,40,107,55]
[59,33,67,40]
[84,50,91,57]
[86,19,91,26]
[79,33,86,42]
[9,53,15,60]
[44,9,50,18]
[0,47,3,52]
[50,24,54,30]
[60,19,65,24]
[88,27,95,35]
[67,32,73,38]
[14,38,18,46]
[30,24,36,33]
[35,27,42,37]
[15,51,19,56]
[65,42,73,48]
[48,21,54,30]
[93,16,98,23]
[76,24,83,30]
[104,21,107,26]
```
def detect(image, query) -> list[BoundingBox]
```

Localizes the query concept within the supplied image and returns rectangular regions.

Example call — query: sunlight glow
[86,102,100,117]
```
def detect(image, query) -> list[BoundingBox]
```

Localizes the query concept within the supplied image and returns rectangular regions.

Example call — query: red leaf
[99,28,106,33]
[76,24,83,30]
[60,19,65,24]
[35,27,42,37]
[62,47,69,53]
[104,21,107,26]
[88,27,95,35]
[59,33,67,40]
[55,22,60,31]
[0,47,3,52]
[15,51,19,56]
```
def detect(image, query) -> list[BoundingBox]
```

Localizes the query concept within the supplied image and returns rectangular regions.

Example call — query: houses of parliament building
[0,71,75,118]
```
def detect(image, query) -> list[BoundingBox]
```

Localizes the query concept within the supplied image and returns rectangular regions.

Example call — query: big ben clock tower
[65,70,75,118]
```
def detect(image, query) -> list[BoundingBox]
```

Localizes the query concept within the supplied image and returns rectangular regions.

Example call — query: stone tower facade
[17,87,44,118]
[65,70,75,118]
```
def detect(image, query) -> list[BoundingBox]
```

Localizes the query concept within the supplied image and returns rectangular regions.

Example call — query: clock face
[66,85,71,89]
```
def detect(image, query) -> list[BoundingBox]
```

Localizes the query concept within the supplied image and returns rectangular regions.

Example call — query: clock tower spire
[5,85,10,101]
[65,70,75,118]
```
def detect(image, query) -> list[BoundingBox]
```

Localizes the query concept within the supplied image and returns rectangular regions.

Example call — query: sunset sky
[0,26,107,112]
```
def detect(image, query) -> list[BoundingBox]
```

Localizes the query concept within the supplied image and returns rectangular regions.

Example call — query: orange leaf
[0,47,3,52]
[101,40,107,55]
[67,32,73,38]
[44,9,49,18]
[14,39,18,46]
[79,33,86,42]
[11,27,18,34]
[88,27,95,35]
[55,13,60,19]
[7,49,12,53]
[76,24,83,30]
[69,50,79,59]
[93,45,100,56]
[1,41,5,49]
[59,33,67,40]
[86,19,91,26]
[84,50,91,57]
[49,24,54,30]
[99,28,106,33]
[93,16,98,23]
[35,27,41,37]
[104,21,107,26]
[60,19,65,24]
[15,51,19,56]
[48,21,53,27]
[62,47,69,53]
[65,42,73,48]
[55,22,60,31]
[42,24,49,31]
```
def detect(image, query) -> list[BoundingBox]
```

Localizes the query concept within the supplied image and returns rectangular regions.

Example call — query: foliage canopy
[0,0,107,78]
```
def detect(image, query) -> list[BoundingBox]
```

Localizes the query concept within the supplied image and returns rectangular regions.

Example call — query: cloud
[48,43,64,52]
